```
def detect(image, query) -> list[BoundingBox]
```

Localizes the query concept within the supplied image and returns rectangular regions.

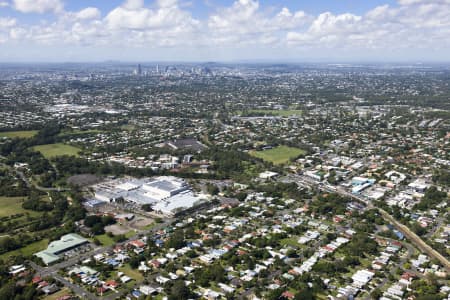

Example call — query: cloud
[123,0,144,10]
[207,0,309,46]
[105,0,199,32]
[74,7,101,20]
[286,0,450,52]
[13,0,63,14]
[0,17,16,27]
[0,0,450,60]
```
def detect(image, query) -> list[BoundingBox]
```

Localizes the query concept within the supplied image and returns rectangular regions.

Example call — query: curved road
[0,161,68,192]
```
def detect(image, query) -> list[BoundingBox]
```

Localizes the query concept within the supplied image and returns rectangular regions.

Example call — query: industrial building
[92,176,207,216]
[35,233,89,265]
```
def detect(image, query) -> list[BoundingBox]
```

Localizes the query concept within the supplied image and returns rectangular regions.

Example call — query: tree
[129,256,143,269]
[168,280,191,300]
[206,183,219,195]
[84,215,102,227]
[166,230,185,249]
[91,223,105,235]
[371,288,382,299]
[141,204,153,212]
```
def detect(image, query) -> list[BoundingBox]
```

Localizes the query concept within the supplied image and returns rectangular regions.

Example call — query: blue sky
[0,0,449,62]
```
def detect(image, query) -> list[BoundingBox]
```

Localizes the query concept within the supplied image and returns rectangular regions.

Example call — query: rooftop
[35,233,88,265]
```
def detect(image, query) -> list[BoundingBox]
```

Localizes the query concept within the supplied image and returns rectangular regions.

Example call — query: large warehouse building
[92,176,206,215]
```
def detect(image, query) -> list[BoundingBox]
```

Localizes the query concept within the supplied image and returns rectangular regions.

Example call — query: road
[0,161,68,192]
[425,216,446,239]
[28,218,173,299]
[283,174,450,273]
[29,261,98,300]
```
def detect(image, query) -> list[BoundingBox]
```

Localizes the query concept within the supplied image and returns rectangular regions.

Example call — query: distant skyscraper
[156,64,159,74]
[137,64,142,76]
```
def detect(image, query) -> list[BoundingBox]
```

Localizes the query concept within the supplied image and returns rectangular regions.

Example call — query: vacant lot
[32,143,81,158]
[94,230,135,247]
[0,130,38,138]
[118,264,144,281]
[43,288,71,300]
[105,224,131,235]
[0,196,42,218]
[250,146,306,165]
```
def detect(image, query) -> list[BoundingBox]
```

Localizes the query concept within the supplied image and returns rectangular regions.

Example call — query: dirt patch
[68,174,103,187]
[105,224,130,235]
[131,217,154,229]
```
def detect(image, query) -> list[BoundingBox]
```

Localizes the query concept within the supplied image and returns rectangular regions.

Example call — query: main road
[282,174,450,273]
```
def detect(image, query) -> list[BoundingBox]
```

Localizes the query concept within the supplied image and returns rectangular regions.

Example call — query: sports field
[0,130,38,138]
[32,143,81,158]
[250,146,306,165]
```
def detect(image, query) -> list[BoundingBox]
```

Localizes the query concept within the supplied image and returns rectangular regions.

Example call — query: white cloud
[0,1,9,7]
[13,0,63,14]
[105,0,199,32]
[286,0,450,53]
[207,0,309,46]
[123,0,144,10]
[0,17,16,27]
[0,0,450,60]
[74,7,101,20]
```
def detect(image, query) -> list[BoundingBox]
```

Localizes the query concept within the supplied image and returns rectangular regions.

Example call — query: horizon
[0,59,450,66]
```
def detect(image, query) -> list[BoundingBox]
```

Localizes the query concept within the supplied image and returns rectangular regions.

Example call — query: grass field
[0,196,42,218]
[94,231,136,247]
[32,143,81,158]
[241,109,303,117]
[94,234,116,247]
[0,130,38,138]
[0,197,26,218]
[250,145,306,165]
[0,238,49,260]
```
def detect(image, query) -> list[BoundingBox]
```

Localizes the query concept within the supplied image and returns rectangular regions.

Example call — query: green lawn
[94,231,136,246]
[0,238,49,260]
[93,234,116,247]
[118,264,144,282]
[280,237,301,247]
[250,146,306,165]
[0,196,42,218]
[32,143,81,159]
[0,130,38,138]
[240,109,303,117]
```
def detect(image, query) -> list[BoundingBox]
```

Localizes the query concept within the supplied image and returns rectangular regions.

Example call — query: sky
[0,0,449,62]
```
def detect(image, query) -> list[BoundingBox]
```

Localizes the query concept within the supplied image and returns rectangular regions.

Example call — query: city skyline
[0,0,449,62]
